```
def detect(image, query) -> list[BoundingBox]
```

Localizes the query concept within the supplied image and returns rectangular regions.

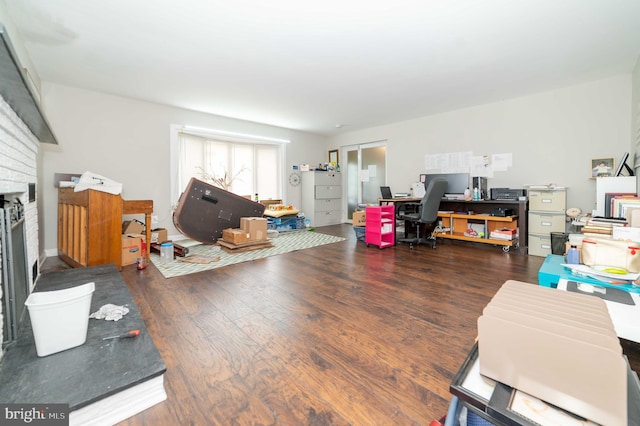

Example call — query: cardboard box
[222,228,250,244]
[122,220,144,235]
[122,234,145,265]
[352,211,366,226]
[150,228,168,244]
[240,217,268,240]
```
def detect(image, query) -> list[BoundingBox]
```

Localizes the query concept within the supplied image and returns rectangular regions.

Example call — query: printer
[490,188,526,201]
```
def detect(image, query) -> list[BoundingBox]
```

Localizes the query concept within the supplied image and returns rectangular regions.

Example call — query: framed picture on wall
[328,149,338,165]
[591,158,615,178]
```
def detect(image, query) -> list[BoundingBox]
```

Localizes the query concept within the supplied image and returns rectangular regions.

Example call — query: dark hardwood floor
[43,224,640,425]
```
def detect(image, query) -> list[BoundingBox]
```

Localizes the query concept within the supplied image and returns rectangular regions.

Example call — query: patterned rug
[151,230,346,278]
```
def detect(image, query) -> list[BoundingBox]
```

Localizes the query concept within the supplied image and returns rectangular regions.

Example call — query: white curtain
[177,131,282,200]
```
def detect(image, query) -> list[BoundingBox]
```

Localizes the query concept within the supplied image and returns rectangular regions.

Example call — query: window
[171,126,286,204]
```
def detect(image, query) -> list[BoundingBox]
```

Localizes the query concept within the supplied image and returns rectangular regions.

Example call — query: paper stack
[478,280,627,425]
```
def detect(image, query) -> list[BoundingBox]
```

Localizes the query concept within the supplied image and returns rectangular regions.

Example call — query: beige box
[612,226,640,241]
[222,228,250,244]
[122,220,144,235]
[150,228,168,244]
[240,217,268,240]
[352,211,366,226]
[122,234,145,266]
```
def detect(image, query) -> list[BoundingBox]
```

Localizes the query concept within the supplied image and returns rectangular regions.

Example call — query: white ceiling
[6,0,640,136]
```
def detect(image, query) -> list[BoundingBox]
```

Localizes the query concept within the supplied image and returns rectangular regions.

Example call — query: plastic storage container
[160,241,174,264]
[567,245,580,264]
[24,282,95,357]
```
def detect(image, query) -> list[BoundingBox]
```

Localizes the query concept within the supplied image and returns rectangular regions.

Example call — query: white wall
[39,83,327,254]
[632,56,640,187]
[329,75,633,215]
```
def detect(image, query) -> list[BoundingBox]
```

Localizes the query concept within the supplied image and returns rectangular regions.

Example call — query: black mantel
[0,264,165,411]
[0,23,57,144]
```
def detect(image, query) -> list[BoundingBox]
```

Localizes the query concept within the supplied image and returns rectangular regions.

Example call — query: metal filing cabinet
[301,171,342,227]
[527,187,567,257]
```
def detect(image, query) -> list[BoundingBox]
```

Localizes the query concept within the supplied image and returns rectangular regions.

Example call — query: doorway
[344,141,387,220]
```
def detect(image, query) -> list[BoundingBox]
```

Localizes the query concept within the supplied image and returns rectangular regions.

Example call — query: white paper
[460,358,496,401]
[74,171,123,195]
[562,263,640,282]
[491,153,512,172]
[359,169,370,182]
[425,151,472,172]
[510,390,598,425]
[471,155,493,178]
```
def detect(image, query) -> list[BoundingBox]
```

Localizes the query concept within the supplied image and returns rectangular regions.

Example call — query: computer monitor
[422,173,470,197]
[380,186,393,199]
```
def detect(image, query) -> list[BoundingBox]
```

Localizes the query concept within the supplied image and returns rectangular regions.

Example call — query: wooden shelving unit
[434,212,518,252]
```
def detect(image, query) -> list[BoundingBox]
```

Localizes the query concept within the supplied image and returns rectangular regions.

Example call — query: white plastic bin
[24,282,95,357]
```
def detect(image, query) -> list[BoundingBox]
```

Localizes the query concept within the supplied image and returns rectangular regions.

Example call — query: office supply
[450,341,640,426]
[397,178,448,249]
[380,186,393,199]
[490,208,513,217]
[411,182,426,198]
[557,278,640,343]
[595,176,636,217]
[478,280,627,426]
[490,188,526,200]
[472,177,488,200]
[365,205,395,248]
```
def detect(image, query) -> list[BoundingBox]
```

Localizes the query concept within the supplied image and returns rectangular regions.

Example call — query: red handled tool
[102,329,140,340]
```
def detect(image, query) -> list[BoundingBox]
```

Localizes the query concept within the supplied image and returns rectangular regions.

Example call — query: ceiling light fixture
[182,125,290,143]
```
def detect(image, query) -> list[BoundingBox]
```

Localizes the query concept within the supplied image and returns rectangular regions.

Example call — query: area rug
[150,230,346,278]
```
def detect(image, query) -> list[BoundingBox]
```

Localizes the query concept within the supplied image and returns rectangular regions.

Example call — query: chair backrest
[419,178,448,223]
[380,186,393,199]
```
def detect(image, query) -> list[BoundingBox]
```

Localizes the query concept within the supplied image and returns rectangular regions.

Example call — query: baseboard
[70,375,167,426]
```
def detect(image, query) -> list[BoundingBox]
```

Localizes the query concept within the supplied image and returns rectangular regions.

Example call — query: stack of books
[582,216,627,237]
[490,228,517,240]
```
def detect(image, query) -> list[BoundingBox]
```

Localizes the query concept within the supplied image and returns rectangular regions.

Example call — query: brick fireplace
[0,95,40,356]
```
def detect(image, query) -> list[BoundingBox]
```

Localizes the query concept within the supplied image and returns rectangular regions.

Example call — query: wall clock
[289,171,301,187]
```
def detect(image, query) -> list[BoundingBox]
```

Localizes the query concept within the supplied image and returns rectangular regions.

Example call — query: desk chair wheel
[502,246,510,253]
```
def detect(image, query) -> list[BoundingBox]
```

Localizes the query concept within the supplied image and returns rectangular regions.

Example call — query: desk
[378,198,421,244]
[379,198,528,254]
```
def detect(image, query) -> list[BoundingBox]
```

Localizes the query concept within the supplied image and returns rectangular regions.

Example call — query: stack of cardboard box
[121,220,168,265]
[219,217,273,252]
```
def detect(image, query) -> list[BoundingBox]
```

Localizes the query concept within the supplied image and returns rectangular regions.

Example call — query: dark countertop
[0,264,166,410]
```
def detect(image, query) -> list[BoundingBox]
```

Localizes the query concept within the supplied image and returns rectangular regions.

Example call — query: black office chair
[397,178,448,249]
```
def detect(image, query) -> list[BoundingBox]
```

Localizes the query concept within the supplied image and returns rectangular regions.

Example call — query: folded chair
[397,178,448,249]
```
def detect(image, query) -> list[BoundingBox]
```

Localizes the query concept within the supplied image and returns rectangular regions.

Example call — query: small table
[123,199,153,262]
[538,254,640,343]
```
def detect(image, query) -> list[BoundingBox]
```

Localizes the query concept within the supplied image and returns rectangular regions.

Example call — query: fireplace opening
[1,196,30,346]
